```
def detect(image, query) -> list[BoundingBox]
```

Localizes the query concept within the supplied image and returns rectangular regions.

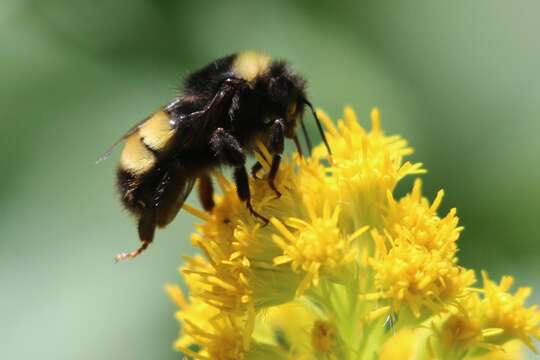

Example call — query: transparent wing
[95,98,181,164]
[95,118,148,164]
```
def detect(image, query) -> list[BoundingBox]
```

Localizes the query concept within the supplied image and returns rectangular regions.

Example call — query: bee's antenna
[293,133,304,158]
[300,118,312,153]
[303,99,332,156]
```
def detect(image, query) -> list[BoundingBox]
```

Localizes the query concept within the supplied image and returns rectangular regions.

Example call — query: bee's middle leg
[210,128,269,224]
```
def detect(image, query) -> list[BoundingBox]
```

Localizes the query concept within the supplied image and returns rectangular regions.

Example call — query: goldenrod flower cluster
[166,107,539,359]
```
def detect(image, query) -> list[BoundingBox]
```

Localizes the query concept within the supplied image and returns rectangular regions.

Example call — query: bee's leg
[228,92,241,124]
[115,207,155,262]
[251,146,270,179]
[251,161,263,179]
[197,173,215,212]
[116,166,192,262]
[188,77,246,127]
[234,166,269,224]
[210,127,269,224]
[268,119,285,198]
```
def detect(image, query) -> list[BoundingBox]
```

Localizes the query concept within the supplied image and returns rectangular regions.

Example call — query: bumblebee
[100,51,330,261]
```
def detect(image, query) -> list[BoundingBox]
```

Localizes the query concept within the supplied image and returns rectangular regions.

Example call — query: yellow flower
[480,272,540,352]
[183,169,304,312]
[166,107,539,360]
[166,257,255,360]
[384,179,462,255]
[366,180,475,318]
[165,282,253,360]
[369,231,476,318]
[272,201,369,295]
[308,107,425,232]
[427,271,540,358]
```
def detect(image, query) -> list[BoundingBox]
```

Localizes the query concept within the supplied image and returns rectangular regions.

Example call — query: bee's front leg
[251,161,264,179]
[267,119,285,198]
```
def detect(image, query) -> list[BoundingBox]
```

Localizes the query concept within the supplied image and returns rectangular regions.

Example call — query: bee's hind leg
[115,208,156,262]
[197,173,215,212]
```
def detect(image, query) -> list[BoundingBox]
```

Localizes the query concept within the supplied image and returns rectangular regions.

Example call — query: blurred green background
[1,1,539,359]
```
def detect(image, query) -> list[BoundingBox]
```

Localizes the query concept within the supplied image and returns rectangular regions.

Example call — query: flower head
[427,271,540,359]
[367,180,475,318]
[480,272,540,351]
[167,107,538,360]
[165,281,253,360]
[272,201,368,295]
[384,179,462,254]
[309,107,425,231]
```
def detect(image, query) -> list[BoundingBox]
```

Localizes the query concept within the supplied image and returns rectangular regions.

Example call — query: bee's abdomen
[119,110,176,174]
[116,168,144,215]
[138,110,175,151]
[119,133,157,175]
[116,109,177,216]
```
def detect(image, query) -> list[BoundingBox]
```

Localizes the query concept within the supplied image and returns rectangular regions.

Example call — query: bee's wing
[95,118,147,163]
[96,98,181,164]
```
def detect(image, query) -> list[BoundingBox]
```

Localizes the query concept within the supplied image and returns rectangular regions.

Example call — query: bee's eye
[269,76,291,103]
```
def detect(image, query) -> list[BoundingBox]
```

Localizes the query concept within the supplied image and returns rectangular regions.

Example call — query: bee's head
[267,62,307,138]
[264,60,331,156]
